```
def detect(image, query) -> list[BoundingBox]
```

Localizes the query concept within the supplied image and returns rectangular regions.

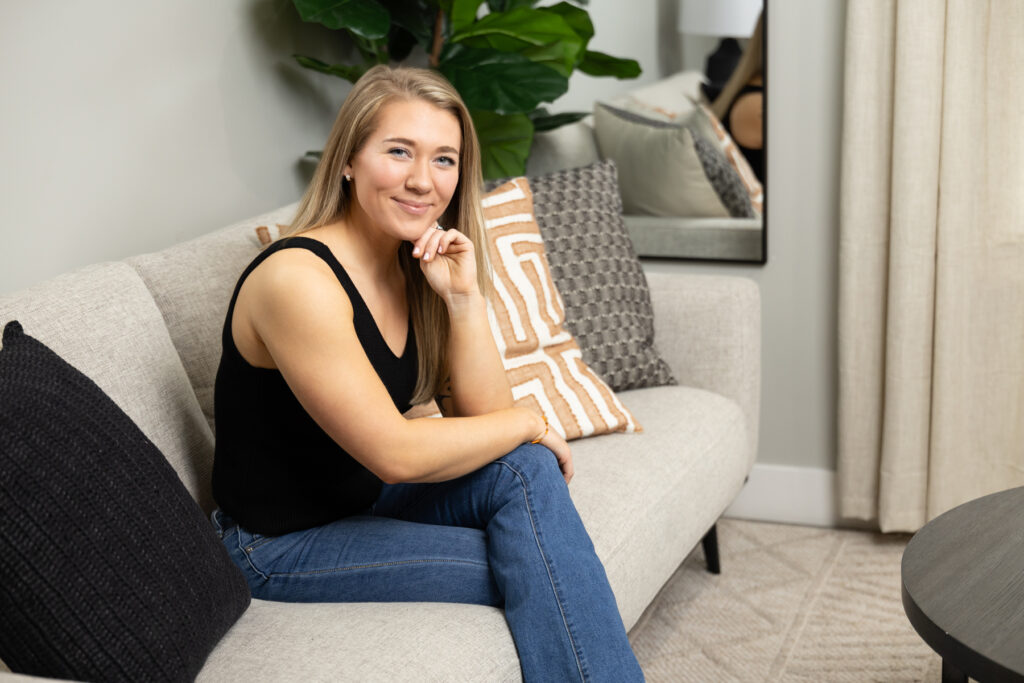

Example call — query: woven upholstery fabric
[525,161,676,391]
[481,179,640,440]
[0,261,216,512]
[0,321,250,682]
[128,203,299,431]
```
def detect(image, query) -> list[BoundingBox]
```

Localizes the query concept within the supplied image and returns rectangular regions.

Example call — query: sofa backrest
[0,262,217,513]
[127,203,299,432]
[525,119,600,177]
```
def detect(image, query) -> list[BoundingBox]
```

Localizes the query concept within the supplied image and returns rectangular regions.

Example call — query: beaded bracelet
[531,415,549,444]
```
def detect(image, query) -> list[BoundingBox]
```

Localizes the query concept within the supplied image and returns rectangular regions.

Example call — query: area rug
[629,519,944,682]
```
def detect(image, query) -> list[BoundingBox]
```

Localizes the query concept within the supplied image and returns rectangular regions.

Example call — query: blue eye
[389,148,411,158]
[437,156,457,167]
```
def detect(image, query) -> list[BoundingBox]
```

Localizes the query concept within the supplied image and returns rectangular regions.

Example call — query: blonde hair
[711,11,764,122]
[282,65,489,406]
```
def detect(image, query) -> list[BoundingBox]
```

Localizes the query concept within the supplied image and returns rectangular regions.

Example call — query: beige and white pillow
[593,103,731,218]
[690,102,764,215]
[482,178,641,440]
[252,223,284,247]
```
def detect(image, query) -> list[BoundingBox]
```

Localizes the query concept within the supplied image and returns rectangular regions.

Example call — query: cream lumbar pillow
[482,178,641,441]
[593,102,730,218]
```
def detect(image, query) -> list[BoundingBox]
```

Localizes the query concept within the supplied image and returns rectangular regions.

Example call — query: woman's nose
[405,159,432,193]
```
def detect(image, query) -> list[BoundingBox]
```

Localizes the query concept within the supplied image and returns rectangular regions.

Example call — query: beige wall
[0,0,348,294]
[645,0,846,472]
[0,0,846,473]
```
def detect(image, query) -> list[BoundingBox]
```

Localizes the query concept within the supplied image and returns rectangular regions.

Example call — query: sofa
[0,193,760,679]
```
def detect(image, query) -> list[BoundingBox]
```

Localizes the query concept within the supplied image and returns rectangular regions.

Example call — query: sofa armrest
[645,270,761,468]
[624,216,763,261]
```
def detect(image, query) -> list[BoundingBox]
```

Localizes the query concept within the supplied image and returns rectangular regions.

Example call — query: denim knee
[497,442,563,486]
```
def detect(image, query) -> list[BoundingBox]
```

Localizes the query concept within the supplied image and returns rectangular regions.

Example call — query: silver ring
[435,223,445,231]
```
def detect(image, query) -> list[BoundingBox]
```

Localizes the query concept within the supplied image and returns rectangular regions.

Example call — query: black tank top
[212,236,418,536]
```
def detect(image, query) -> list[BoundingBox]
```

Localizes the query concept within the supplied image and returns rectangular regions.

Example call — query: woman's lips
[393,198,430,215]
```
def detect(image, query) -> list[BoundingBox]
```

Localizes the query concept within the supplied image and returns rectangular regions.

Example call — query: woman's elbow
[375,463,411,485]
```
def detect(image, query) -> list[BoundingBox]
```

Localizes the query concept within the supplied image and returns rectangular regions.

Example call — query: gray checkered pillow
[519,160,676,391]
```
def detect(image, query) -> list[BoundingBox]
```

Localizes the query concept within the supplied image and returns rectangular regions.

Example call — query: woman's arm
[413,225,513,417]
[439,291,512,416]
[245,249,545,485]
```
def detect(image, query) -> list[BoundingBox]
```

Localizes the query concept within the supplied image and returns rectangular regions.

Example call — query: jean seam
[234,527,271,581]
[497,459,587,683]
[267,557,490,578]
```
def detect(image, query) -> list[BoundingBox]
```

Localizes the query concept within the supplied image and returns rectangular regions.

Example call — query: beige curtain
[838,0,1024,533]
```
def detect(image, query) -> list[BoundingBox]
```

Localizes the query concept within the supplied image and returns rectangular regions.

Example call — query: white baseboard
[724,463,840,528]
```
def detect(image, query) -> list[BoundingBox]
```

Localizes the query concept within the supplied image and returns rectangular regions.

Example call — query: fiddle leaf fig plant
[291,0,641,179]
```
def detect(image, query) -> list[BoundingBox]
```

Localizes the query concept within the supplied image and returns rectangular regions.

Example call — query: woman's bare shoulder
[247,246,345,300]
[239,246,354,332]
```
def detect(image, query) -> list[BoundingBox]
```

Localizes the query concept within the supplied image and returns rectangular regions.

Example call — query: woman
[711,10,765,183]
[210,65,644,682]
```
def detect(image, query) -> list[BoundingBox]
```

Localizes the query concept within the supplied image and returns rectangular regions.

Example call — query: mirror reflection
[528,1,766,263]
[639,0,765,262]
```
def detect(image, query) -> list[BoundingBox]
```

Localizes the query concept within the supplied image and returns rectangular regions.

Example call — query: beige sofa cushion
[0,262,215,512]
[196,383,746,680]
[127,204,299,430]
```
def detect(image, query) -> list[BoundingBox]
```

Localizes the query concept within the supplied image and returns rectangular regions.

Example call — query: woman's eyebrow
[383,137,460,155]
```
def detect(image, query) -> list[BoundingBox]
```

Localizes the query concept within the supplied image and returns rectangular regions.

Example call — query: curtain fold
[838,0,1024,532]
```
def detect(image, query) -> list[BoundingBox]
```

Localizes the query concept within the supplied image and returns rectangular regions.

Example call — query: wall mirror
[627,0,766,264]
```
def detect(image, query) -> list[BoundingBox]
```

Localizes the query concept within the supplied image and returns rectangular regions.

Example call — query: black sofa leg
[701,524,721,575]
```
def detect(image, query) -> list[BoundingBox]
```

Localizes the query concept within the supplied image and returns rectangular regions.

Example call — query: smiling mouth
[393,198,431,215]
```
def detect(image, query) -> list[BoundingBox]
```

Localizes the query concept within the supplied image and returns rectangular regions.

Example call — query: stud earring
[345,174,352,182]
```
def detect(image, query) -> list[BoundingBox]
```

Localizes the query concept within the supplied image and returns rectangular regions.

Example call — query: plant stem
[430,10,444,68]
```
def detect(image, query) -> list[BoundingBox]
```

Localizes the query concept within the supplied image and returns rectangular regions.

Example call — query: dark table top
[901,485,1024,682]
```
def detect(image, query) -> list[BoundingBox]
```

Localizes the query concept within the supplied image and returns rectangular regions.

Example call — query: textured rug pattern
[629,519,945,682]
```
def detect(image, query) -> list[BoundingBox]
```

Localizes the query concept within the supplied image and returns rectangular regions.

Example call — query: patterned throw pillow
[691,102,764,215]
[526,160,676,391]
[481,179,641,440]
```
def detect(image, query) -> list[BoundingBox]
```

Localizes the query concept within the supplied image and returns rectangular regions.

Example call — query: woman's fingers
[539,429,573,484]
[436,229,469,256]
[414,226,468,262]
[411,223,444,259]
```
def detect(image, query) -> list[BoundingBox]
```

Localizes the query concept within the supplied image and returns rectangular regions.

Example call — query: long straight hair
[711,11,765,122]
[281,65,489,405]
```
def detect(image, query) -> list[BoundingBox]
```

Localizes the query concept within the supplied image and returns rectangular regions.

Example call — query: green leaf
[439,45,568,114]
[293,54,369,83]
[292,0,390,40]
[471,110,533,179]
[450,7,583,75]
[449,0,485,33]
[380,0,435,45]
[528,109,588,132]
[577,49,642,79]
[486,0,539,12]
[538,2,593,46]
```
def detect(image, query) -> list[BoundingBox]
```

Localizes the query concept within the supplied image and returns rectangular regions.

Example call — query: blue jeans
[212,443,643,682]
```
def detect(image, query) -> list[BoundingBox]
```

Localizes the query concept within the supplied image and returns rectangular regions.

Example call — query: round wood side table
[901,485,1024,682]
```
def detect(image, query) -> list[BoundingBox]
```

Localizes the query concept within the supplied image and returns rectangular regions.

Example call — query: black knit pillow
[523,161,676,391]
[0,321,250,682]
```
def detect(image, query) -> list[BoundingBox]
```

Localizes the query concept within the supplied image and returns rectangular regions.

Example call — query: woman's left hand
[412,223,478,300]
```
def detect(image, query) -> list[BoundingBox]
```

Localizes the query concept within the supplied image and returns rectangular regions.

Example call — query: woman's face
[345,98,462,242]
